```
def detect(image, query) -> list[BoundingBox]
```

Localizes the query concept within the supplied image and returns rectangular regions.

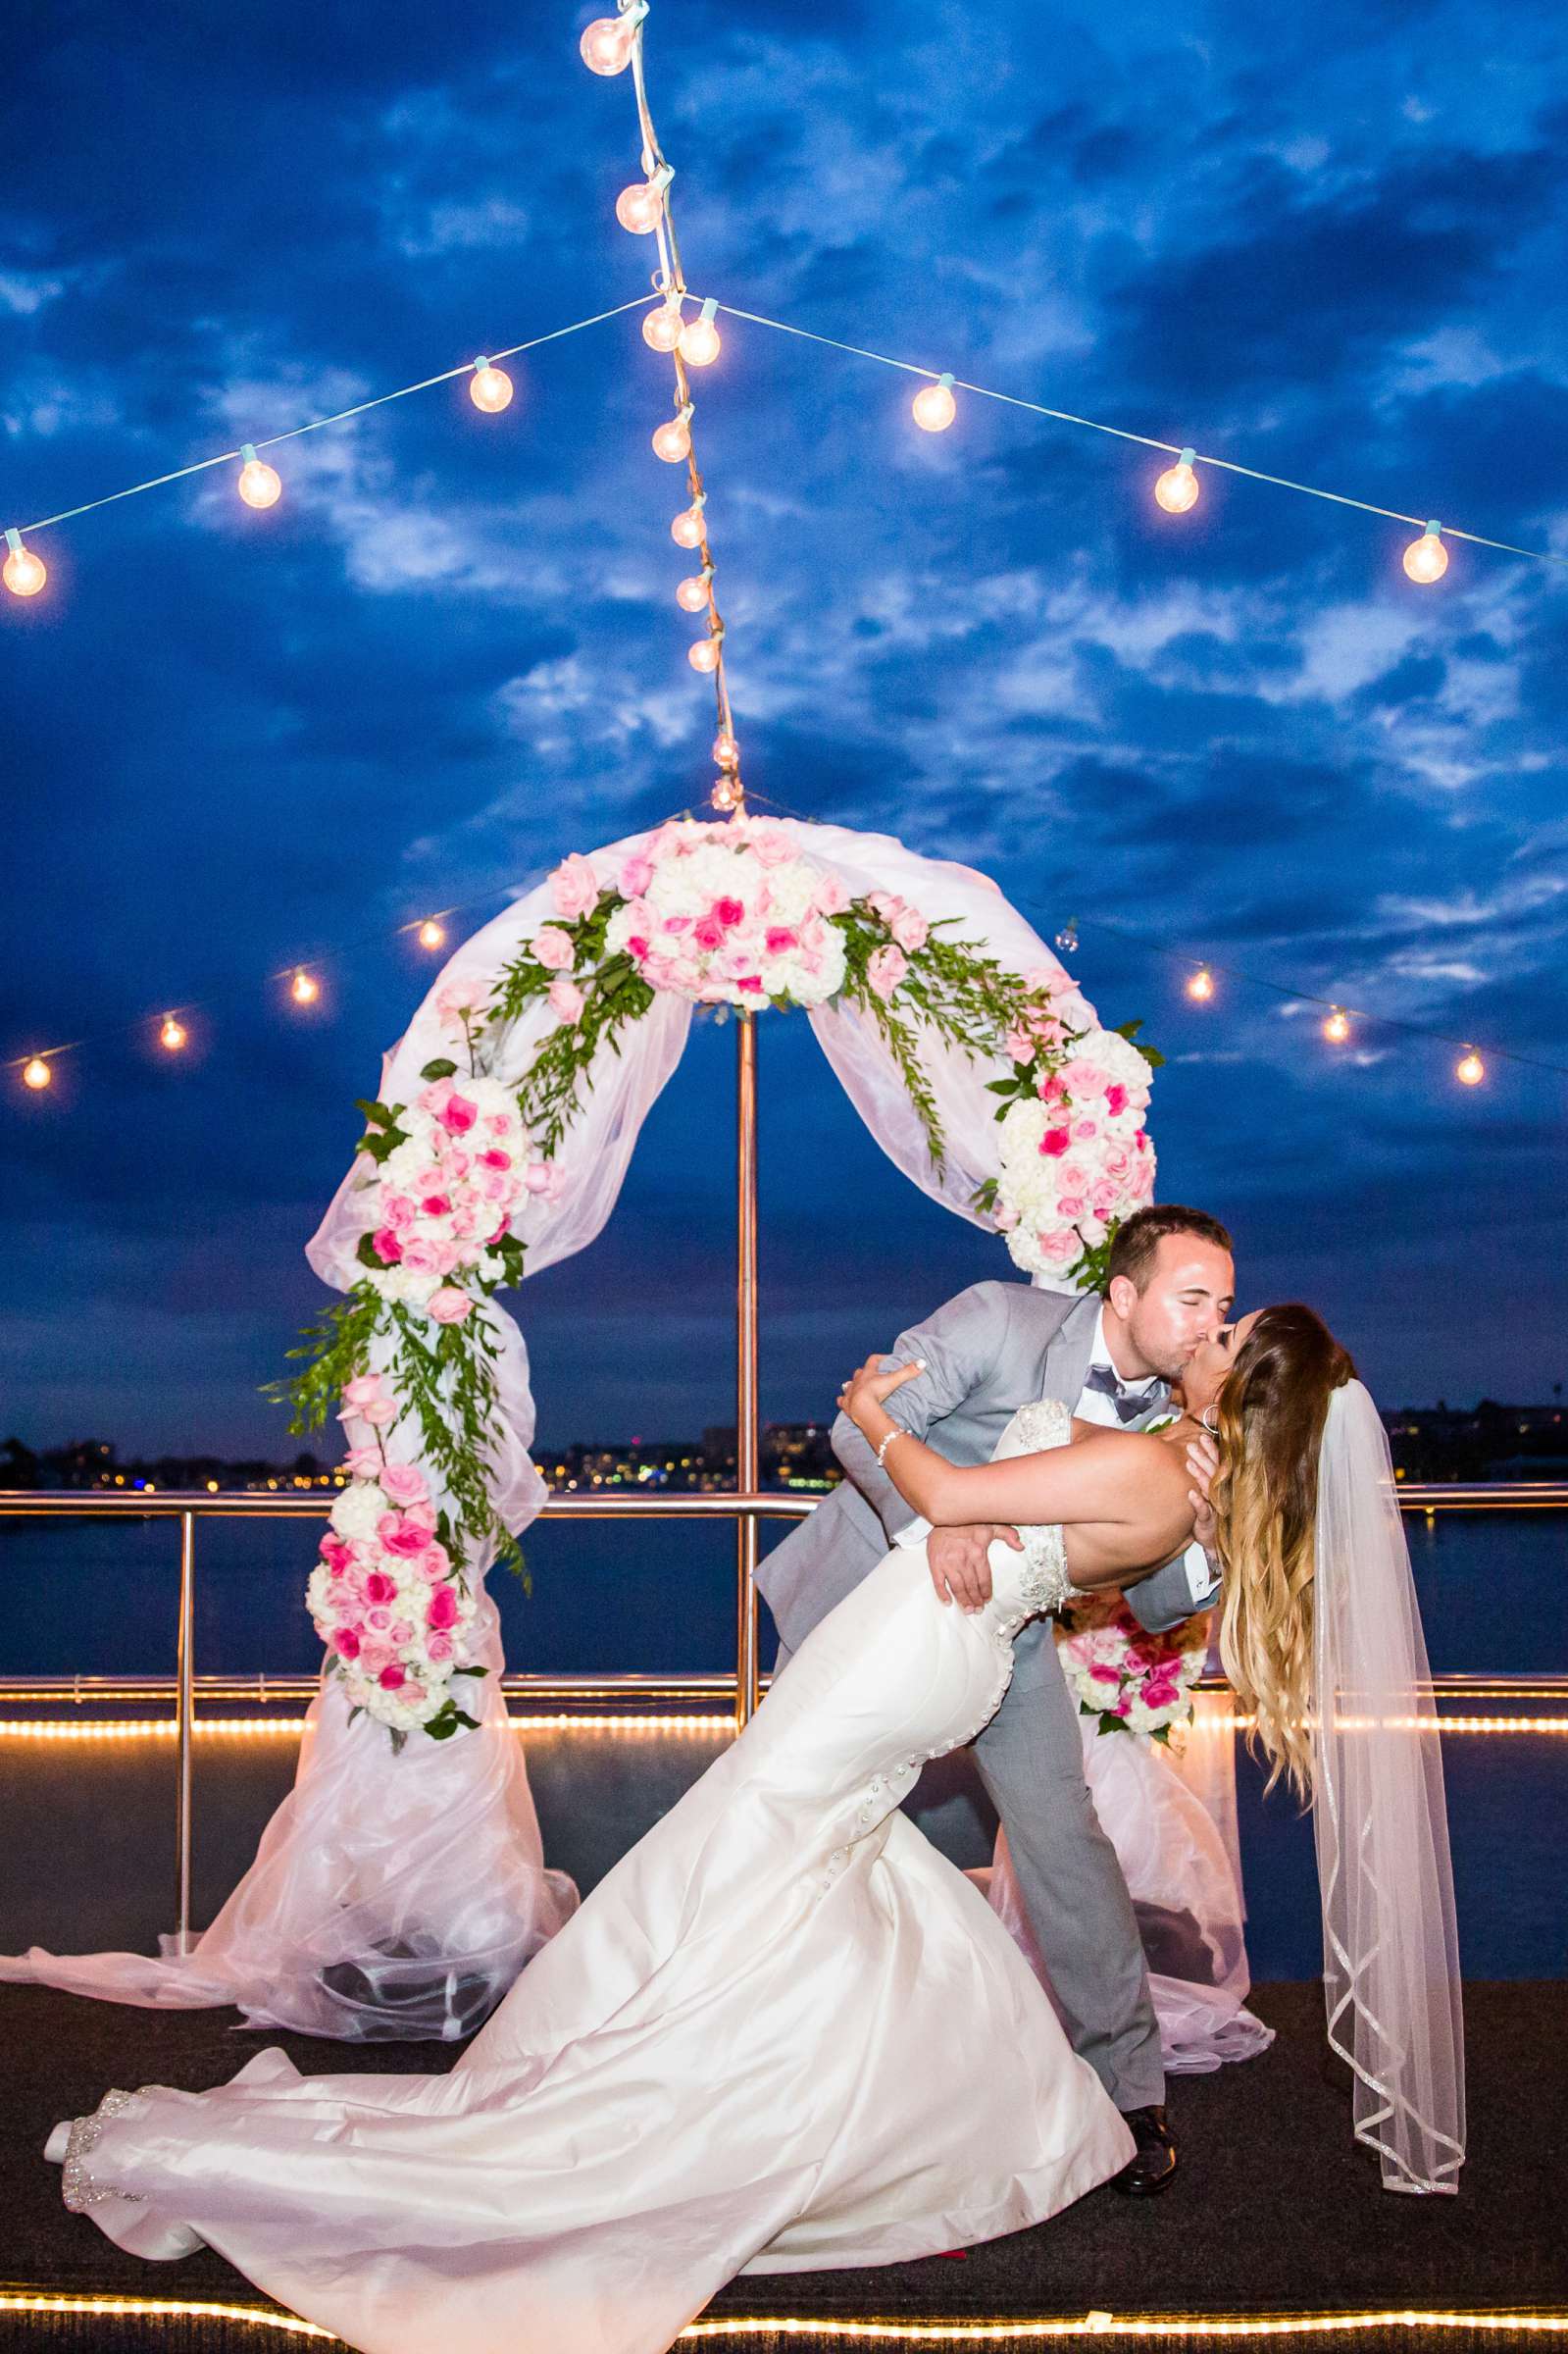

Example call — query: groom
[759,1203,1235,2197]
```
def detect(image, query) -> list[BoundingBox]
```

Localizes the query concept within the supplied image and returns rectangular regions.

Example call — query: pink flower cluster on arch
[1056,1588,1209,1743]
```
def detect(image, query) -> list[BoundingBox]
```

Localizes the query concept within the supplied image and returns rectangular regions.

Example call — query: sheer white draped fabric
[976,1684,1274,2073]
[4,824,1080,2037]
[1312,1380,1465,2193]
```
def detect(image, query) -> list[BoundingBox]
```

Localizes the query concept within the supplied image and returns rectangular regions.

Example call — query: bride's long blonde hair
[1210,1304,1357,1802]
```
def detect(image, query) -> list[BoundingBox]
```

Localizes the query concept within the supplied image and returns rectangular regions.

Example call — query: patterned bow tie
[1083,1362,1162,1424]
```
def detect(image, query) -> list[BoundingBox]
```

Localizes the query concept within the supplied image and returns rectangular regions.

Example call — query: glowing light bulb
[713,730,739,768]
[159,1015,187,1052]
[1455,1049,1485,1087]
[616,180,664,235]
[469,359,514,414]
[711,777,738,812]
[688,637,721,673]
[1155,448,1199,514]
[642,299,683,353]
[291,968,320,1005]
[1403,521,1448,585]
[912,374,956,433]
[676,575,710,613]
[679,300,721,368]
[671,504,705,549]
[580,14,636,74]
[418,919,446,949]
[237,444,281,509]
[22,1055,51,1091]
[1323,1008,1350,1044]
[1187,966,1215,1002]
[652,416,691,464]
[3,530,45,597]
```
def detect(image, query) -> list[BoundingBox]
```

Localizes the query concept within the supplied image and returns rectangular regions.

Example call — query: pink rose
[417,1542,451,1582]
[531,924,576,972]
[341,1373,396,1421]
[1063,1059,1108,1100]
[692,914,726,951]
[890,905,929,952]
[1105,1084,1129,1118]
[548,978,585,1025]
[715,896,744,929]
[378,1663,407,1692]
[438,1091,479,1136]
[736,974,764,994]
[749,823,795,867]
[813,871,849,915]
[364,1568,398,1606]
[1037,1074,1067,1104]
[866,944,907,1001]
[764,927,799,955]
[379,1462,430,1507]
[1102,1147,1133,1181]
[866,890,900,924]
[419,1192,452,1218]
[1091,1181,1122,1219]
[1056,1194,1087,1219]
[1038,1127,1071,1158]
[427,1584,460,1632]
[371,1225,404,1263]
[549,852,600,920]
[620,852,654,898]
[358,1640,392,1675]
[1071,1116,1101,1145]
[320,1532,356,1574]
[426,1632,455,1663]
[398,1238,443,1277]
[992,1200,1020,1232]
[1131,1156,1156,1201]
[1038,1230,1079,1266]
[365,1608,392,1633]
[333,1625,362,1660]
[524,1159,563,1201]
[380,1192,417,1232]
[434,975,491,1024]
[390,1618,416,1646]
[1004,1027,1035,1063]
[339,1447,382,1482]
[379,1513,431,1558]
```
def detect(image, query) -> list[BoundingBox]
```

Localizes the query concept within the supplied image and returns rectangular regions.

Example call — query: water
[1,1509,1563,1977]
[1,1504,1562,1678]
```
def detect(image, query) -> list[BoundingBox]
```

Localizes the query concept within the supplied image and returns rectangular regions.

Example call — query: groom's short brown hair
[1106,1203,1233,1293]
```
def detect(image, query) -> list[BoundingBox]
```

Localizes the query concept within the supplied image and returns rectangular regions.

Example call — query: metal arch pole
[735,1012,761,1726]
[174,1510,196,1953]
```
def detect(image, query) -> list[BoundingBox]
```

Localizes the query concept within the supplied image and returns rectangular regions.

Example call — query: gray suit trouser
[773,1607,1164,2112]
[972,1615,1163,2112]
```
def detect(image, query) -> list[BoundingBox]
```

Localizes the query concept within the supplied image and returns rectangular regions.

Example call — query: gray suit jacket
[761,1282,1121,1656]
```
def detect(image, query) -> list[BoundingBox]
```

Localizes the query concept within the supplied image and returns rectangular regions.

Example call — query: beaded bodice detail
[986,1396,1077,1628]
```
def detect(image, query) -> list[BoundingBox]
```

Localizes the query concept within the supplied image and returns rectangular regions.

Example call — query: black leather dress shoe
[1111,2104,1177,2196]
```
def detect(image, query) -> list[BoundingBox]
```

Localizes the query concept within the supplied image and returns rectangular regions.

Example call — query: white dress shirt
[892,1304,1216,1607]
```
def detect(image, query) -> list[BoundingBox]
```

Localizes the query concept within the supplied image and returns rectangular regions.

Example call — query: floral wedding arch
[2,816,1160,2041]
[288,814,1161,1744]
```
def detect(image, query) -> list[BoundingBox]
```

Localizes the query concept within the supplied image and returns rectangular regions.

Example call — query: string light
[236,444,281,509]
[159,1015,187,1052]
[1187,966,1215,1002]
[1323,1007,1350,1044]
[651,412,692,463]
[468,357,515,414]
[418,918,446,949]
[1404,519,1449,584]
[711,777,739,811]
[1456,1049,1485,1087]
[671,502,705,548]
[911,372,957,433]
[579,10,642,75]
[676,573,711,612]
[688,635,721,673]
[642,294,684,352]
[3,528,46,597]
[678,296,722,369]
[1054,920,1080,955]
[289,968,320,1005]
[22,1055,52,1091]
[1154,446,1200,513]
[713,729,739,768]
[616,176,667,235]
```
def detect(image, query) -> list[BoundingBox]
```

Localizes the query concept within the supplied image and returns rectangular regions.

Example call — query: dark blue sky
[3,0,1565,1456]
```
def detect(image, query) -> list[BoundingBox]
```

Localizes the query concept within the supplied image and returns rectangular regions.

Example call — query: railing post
[735,1011,761,1725]
[174,1510,196,1953]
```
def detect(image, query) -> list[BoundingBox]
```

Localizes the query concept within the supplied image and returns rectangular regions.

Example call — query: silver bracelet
[875,1427,906,1468]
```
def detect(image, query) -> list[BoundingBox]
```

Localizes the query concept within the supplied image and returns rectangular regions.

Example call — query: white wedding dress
[46,1400,1133,2354]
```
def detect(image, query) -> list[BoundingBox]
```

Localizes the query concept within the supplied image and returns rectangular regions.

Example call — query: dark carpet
[2,1981,1564,2351]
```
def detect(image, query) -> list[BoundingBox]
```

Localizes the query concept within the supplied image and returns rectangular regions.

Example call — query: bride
[47,1302,1462,2354]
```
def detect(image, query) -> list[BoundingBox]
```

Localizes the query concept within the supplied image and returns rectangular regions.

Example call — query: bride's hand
[836,1355,926,1429]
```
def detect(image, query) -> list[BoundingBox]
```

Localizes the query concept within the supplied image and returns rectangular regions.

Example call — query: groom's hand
[928,1523,1022,1613]
[1186,1431,1220,1553]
